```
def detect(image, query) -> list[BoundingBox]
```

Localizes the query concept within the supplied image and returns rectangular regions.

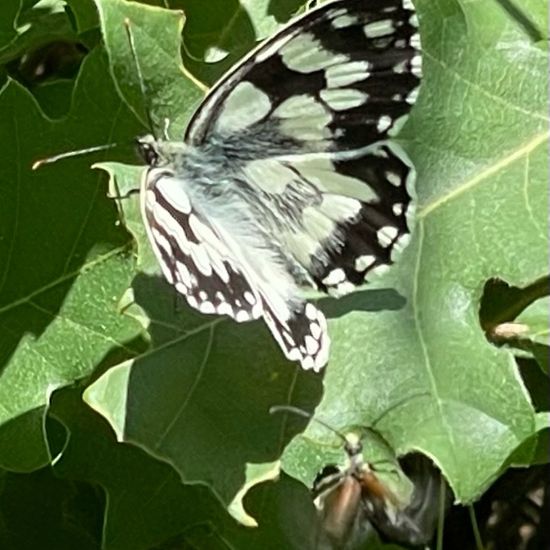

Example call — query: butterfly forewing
[140,0,422,370]
[185,0,421,148]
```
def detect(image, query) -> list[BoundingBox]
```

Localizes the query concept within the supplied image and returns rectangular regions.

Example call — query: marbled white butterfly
[135,0,422,372]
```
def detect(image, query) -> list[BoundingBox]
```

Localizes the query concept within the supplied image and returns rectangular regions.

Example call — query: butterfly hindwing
[142,169,329,371]
[142,170,263,321]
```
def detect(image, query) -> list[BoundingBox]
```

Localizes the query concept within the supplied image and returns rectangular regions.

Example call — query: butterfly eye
[136,139,159,166]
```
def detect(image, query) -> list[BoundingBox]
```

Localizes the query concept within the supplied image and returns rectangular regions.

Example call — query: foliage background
[0,0,548,548]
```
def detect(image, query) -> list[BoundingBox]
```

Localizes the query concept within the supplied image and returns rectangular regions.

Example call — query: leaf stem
[468,504,485,550]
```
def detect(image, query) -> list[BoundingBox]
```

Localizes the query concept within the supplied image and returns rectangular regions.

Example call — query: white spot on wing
[377,115,392,132]
[287,347,302,361]
[215,81,271,133]
[406,87,419,104]
[310,322,321,339]
[388,113,409,136]
[189,242,212,276]
[410,33,421,49]
[363,19,394,38]
[331,14,358,29]
[176,261,193,287]
[155,179,191,214]
[411,54,422,76]
[175,282,188,295]
[305,303,318,321]
[302,355,315,370]
[386,171,402,187]
[282,331,295,346]
[371,263,391,278]
[303,206,336,242]
[275,95,332,141]
[377,226,399,247]
[393,203,404,216]
[280,32,347,73]
[325,60,371,88]
[393,59,408,74]
[318,195,362,222]
[236,310,251,322]
[393,233,412,255]
[320,88,369,111]
[294,156,378,202]
[199,301,216,314]
[334,281,355,296]
[323,268,346,286]
[150,227,171,257]
[328,8,347,18]
[152,204,190,253]
[354,255,376,271]
[217,303,233,316]
[244,158,296,194]
[274,94,322,118]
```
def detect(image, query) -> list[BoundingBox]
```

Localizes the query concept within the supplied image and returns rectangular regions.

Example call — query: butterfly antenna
[269,405,348,445]
[32,142,118,170]
[124,18,157,138]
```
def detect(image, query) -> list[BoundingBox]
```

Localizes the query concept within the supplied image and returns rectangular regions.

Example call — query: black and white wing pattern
[138,0,422,371]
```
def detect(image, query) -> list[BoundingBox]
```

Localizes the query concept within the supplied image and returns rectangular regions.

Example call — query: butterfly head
[136,134,161,166]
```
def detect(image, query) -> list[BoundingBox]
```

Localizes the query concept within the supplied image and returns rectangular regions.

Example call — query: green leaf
[516,297,550,347]
[0,2,24,52]
[282,0,549,503]
[0,466,103,550]
[0,2,77,65]
[180,0,305,85]
[50,387,321,550]
[0,48,144,469]
[4,2,547,544]
[94,0,205,137]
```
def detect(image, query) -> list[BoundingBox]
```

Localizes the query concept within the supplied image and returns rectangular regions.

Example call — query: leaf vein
[523,154,546,242]
[423,48,549,122]
[153,322,216,449]
[26,299,138,356]
[419,131,549,218]
[413,221,457,452]
[0,244,131,316]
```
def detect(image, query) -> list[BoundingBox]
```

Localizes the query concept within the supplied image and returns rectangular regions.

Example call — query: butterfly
[135,0,422,371]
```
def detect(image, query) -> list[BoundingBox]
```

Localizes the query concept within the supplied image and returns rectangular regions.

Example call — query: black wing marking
[290,141,415,295]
